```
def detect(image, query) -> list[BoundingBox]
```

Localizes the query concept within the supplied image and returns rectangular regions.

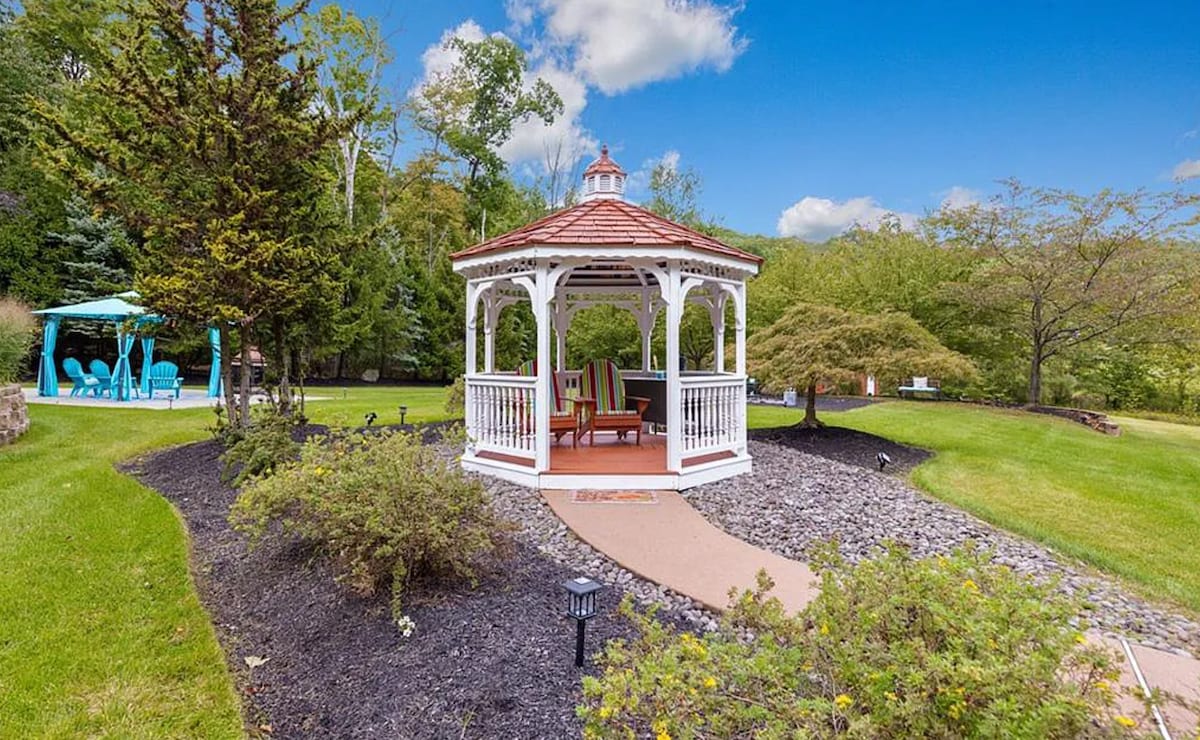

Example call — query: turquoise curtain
[114,329,135,401]
[207,326,221,397]
[37,317,59,396]
[140,335,155,396]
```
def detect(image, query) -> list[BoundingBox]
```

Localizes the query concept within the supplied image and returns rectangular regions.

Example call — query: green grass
[750,401,1200,613]
[0,384,451,737]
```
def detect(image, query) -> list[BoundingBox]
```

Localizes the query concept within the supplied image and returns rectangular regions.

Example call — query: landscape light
[562,576,602,667]
[877,451,892,471]
[365,411,377,427]
[399,405,408,425]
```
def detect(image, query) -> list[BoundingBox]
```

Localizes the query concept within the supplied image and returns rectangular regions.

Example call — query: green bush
[0,297,36,384]
[229,429,508,619]
[581,545,1152,739]
[219,407,301,486]
[444,375,466,418]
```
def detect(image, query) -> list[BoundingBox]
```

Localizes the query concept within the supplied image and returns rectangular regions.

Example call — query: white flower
[395,615,416,638]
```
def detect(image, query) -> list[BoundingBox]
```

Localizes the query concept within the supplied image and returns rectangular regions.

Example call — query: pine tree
[56,197,132,304]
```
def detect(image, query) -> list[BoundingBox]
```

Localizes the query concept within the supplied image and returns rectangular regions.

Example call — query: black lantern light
[562,576,602,667]
[364,411,377,427]
[399,405,408,425]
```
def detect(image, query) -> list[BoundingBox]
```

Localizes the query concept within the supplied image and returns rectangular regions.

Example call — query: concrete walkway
[542,488,818,612]
[544,488,1198,736]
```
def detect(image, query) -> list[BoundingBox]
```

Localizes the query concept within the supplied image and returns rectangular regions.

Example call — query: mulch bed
[749,424,931,474]
[124,439,653,739]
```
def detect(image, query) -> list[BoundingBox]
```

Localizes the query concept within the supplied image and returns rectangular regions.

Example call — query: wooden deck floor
[476,431,735,475]
[551,433,668,473]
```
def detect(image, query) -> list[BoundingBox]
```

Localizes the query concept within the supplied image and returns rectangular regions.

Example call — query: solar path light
[399,405,408,425]
[562,576,602,667]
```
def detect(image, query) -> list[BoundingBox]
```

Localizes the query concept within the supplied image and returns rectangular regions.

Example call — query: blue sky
[344,0,1200,239]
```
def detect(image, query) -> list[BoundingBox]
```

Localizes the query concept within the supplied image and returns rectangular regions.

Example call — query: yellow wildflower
[884,691,898,702]
[819,623,830,635]
[656,733,671,740]
[1096,680,1110,691]
[962,579,978,591]
[1075,633,1088,644]
[834,694,853,710]
[703,676,717,689]
[1114,715,1136,728]
[598,706,613,720]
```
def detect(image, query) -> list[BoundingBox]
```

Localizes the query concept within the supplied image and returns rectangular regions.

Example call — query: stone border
[0,384,29,446]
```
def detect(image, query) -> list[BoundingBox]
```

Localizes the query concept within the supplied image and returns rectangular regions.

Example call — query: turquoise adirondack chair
[62,357,101,397]
[89,359,113,398]
[147,361,183,399]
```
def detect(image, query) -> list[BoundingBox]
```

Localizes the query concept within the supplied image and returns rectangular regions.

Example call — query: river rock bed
[683,440,1200,657]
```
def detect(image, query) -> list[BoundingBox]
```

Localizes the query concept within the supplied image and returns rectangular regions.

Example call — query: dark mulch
[125,440,654,739]
[750,424,931,474]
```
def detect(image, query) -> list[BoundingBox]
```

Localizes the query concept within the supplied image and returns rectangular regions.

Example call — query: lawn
[750,401,1200,613]
[0,385,450,737]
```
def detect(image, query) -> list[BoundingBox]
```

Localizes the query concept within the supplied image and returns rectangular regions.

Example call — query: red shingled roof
[450,198,763,264]
[582,145,625,177]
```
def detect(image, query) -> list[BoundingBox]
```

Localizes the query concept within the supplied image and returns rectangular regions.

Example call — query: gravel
[683,439,1200,658]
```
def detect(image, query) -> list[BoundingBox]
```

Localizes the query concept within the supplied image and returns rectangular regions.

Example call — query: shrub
[580,545,1151,739]
[0,297,36,384]
[220,407,301,486]
[230,429,508,619]
[445,375,466,418]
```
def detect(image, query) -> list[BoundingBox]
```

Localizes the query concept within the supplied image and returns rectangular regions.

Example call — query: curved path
[542,488,818,613]
[543,487,1198,735]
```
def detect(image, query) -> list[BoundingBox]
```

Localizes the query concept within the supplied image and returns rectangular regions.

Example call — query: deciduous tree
[930,181,1200,405]
[747,303,976,427]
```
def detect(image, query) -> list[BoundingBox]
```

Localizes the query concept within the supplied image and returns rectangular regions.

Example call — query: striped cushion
[516,360,569,415]
[581,359,626,413]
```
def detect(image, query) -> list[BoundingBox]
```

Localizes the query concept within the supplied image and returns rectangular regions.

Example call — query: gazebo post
[533,263,553,471]
[482,290,498,374]
[664,264,683,472]
[711,287,727,374]
[638,289,655,373]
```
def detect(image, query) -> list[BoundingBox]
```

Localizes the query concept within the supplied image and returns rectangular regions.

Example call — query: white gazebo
[451,146,762,490]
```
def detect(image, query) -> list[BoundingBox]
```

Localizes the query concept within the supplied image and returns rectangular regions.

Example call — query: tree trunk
[1027,350,1043,407]
[272,317,291,416]
[219,325,239,430]
[238,334,252,426]
[795,381,824,429]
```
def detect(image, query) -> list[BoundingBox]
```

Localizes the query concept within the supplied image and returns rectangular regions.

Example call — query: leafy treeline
[2,1,1198,421]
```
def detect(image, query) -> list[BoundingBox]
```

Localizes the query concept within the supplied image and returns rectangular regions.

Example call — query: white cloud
[776,196,918,242]
[417,21,489,86]
[1171,158,1200,181]
[939,185,982,210]
[537,0,747,94]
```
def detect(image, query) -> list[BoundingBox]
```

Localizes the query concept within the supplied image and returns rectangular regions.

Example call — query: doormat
[570,490,658,504]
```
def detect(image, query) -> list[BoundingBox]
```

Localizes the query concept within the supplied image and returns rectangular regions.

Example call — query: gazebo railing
[680,374,745,460]
[466,374,538,459]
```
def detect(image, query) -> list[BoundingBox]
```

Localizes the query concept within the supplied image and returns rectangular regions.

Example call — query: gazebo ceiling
[449,197,762,267]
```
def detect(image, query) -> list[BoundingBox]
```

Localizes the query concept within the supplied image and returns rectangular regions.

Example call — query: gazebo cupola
[450,140,762,491]
[580,145,625,201]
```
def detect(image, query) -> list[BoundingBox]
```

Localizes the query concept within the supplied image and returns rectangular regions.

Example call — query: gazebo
[33,292,221,401]
[450,146,762,490]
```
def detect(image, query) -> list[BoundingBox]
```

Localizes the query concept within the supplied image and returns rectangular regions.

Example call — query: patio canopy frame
[32,293,221,401]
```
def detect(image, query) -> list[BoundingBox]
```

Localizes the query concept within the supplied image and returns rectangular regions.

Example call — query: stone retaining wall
[0,384,29,446]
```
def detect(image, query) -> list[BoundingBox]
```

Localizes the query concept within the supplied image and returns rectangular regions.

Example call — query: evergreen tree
[55,196,132,304]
